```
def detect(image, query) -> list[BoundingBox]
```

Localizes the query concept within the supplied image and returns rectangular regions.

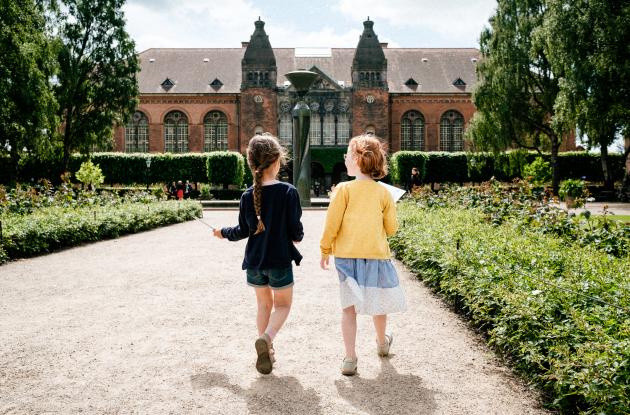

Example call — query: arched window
[337,113,350,145]
[278,113,292,147]
[164,111,188,153]
[309,112,321,146]
[204,111,228,151]
[440,110,464,152]
[323,113,335,145]
[125,111,149,152]
[401,111,425,150]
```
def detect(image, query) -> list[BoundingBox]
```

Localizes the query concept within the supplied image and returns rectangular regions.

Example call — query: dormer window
[210,78,223,91]
[161,78,174,91]
[453,78,466,87]
[405,78,419,88]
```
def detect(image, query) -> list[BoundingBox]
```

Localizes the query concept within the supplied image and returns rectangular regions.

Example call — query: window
[164,111,188,152]
[337,113,350,144]
[278,113,292,147]
[400,111,425,150]
[440,110,464,152]
[309,113,321,146]
[323,113,335,145]
[125,111,149,152]
[161,78,174,91]
[203,111,228,151]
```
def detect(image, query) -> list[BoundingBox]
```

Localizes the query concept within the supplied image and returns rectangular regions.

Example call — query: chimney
[380,42,388,48]
[241,42,249,48]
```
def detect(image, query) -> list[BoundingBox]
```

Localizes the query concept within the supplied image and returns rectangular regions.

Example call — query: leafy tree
[542,0,630,190]
[75,159,104,189]
[0,0,58,182]
[55,0,139,171]
[468,0,565,195]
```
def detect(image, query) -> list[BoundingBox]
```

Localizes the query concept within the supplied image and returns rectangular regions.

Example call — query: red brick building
[114,19,574,186]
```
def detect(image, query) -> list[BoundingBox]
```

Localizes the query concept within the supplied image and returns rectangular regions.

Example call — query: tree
[55,0,139,171]
[0,0,58,182]
[543,0,630,190]
[467,0,565,195]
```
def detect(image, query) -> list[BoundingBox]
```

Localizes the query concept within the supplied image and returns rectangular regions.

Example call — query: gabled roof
[137,47,480,94]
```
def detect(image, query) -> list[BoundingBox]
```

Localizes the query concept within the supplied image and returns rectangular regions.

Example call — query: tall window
[309,113,321,146]
[440,110,464,151]
[337,113,350,144]
[204,111,228,151]
[164,111,188,153]
[278,113,292,147]
[323,113,335,145]
[400,111,425,150]
[125,111,149,152]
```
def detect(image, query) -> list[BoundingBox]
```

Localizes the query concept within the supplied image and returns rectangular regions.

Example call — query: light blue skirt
[335,258,407,315]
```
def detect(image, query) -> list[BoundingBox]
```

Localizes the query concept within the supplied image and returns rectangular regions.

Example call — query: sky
[122,0,498,52]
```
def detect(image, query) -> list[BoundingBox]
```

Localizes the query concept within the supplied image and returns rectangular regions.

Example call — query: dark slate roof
[138,47,480,94]
[353,20,387,70]
[242,20,276,68]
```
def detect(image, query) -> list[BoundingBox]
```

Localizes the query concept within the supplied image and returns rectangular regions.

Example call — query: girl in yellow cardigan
[320,134,407,376]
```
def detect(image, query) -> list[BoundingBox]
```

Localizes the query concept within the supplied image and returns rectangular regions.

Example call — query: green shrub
[75,160,105,189]
[523,157,552,186]
[425,152,469,184]
[206,151,244,189]
[467,152,495,183]
[389,151,428,185]
[1,200,201,262]
[391,204,630,414]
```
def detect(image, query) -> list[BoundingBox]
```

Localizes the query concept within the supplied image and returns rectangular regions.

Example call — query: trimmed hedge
[206,151,244,189]
[0,200,201,263]
[391,204,630,414]
[389,151,626,185]
[389,151,428,185]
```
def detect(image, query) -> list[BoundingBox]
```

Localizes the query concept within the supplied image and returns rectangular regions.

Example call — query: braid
[253,168,266,235]
[246,134,287,236]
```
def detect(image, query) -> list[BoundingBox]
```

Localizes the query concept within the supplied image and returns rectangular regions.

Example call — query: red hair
[348,134,388,179]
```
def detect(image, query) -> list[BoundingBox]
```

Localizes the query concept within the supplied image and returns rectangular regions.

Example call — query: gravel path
[0,210,550,414]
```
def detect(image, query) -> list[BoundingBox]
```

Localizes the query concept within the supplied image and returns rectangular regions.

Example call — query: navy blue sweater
[221,182,304,270]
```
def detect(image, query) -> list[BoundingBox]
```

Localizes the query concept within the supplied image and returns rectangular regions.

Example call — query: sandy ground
[0,210,550,414]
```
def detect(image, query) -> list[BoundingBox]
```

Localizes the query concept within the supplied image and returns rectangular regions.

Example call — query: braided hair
[246,133,286,235]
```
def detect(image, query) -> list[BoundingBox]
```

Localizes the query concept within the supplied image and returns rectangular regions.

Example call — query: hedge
[1,150,627,186]
[206,151,244,189]
[391,204,630,414]
[389,151,428,185]
[0,200,201,263]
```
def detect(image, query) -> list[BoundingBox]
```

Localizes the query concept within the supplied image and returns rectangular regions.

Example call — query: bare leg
[265,286,293,339]
[342,306,358,359]
[254,287,273,336]
[372,314,387,345]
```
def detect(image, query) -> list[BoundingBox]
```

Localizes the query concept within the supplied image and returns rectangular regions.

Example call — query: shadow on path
[335,358,437,415]
[191,371,323,414]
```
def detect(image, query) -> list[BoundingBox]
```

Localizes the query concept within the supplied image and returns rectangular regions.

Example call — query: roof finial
[258,16,260,20]
[367,16,370,21]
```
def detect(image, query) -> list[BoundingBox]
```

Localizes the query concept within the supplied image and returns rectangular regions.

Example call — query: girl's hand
[320,256,329,270]
[212,228,224,239]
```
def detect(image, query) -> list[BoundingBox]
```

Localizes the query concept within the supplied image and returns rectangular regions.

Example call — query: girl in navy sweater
[213,134,304,374]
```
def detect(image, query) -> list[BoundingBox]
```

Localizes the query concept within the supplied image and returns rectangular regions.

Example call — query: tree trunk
[62,115,73,173]
[618,136,630,201]
[600,143,614,190]
[550,135,561,196]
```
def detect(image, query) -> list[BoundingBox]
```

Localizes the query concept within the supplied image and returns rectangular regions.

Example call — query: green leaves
[206,151,245,189]
[392,191,630,413]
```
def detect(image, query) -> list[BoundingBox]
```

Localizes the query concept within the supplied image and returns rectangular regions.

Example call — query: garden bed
[391,186,629,414]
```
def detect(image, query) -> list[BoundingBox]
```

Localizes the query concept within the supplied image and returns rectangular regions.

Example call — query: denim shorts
[246,267,294,290]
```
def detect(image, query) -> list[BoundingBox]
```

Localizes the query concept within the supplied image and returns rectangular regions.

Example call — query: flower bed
[391,188,630,413]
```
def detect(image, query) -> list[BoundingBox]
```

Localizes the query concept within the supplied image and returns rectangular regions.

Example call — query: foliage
[558,179,587,205]
[75,160,104,189]
[469,0,564,193]
[55,0,139,170]
[0,200,200,263]
[522,157,551,186]
[391,194,630,413]
[0,0,58,181]
[389,151,428,185]
[206,151,244,189]
[311,147,347,172]
[542,0,630,189]
[424,152,468,184]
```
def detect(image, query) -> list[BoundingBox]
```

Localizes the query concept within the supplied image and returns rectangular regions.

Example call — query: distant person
[407,167,422,192]
[184,180,193,199]
[212,134,303,375]
[320,134,406,376]
[168,181,177,199]
[176,180,184,200]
